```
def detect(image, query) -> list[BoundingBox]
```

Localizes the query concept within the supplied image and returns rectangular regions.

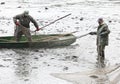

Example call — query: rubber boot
[101,51,105,61]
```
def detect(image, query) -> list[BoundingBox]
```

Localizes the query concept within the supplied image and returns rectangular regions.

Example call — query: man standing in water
[13,11,40,42]
[89,18,110,66]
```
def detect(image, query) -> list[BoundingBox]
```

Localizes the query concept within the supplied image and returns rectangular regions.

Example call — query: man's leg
[14,26,23,42]
[97,46,101,61]
[97,45,105,67]
[16,32,23,42]
[101,45,105,61]
[23,28,32,42]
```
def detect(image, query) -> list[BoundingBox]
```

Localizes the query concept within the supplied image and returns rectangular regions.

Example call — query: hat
[23,10,29,15]
[98,18,103,22]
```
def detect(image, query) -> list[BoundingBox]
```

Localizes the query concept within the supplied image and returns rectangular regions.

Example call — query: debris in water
[45,7,48,10]
[17,6,22,8]
[80,17,84,21]
[109,20,112,23]
[0,64,5,67]
[34,57,39,60]
[1,2,5,5]
[3,58,12,61]
[34,49,39,52]
[72,56,78,62]
[32,67,38,69]
[63,66,68,71]
[24,79,29,81]
[90,75,98,79]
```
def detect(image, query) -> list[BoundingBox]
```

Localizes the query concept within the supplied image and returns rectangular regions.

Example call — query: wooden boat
[0,33,76,48]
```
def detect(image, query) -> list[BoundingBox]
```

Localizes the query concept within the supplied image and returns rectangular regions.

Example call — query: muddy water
[0,45,85,84]
[0,41,100,84]
[0,44,118,84]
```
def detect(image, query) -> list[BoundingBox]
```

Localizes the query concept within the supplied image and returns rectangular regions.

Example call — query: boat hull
[0,34,76,48]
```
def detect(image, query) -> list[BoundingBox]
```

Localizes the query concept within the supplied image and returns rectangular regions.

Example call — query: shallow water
[0,46,89,84]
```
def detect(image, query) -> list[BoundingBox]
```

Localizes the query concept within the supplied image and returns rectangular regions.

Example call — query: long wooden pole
[39,13,71,29]
[76,33,90,39]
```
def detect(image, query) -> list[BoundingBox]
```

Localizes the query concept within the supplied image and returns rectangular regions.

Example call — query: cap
[98,18,103,22]
[23,10,29,15]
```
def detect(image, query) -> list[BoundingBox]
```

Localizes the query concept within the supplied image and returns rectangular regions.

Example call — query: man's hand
[15,21,20,25]
[89,32,96,35]
[35,27,43,31]
[35,28,40,31]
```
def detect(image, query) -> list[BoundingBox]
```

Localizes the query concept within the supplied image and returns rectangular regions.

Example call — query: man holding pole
[89,18,110,66]
[13,11,71,42]
[13,10,40,42]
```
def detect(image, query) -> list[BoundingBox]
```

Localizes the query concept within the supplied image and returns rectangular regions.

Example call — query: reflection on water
[13,49,32,80]
[94,57,110,84]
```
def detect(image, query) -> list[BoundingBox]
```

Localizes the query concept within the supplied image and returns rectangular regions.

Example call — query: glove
[35,27,40,31]
[15,21,20,25]
[89,32,96,35]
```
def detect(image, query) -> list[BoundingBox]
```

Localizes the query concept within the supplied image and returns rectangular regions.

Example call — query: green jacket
[96,23,110,46]
[13,14,38,28]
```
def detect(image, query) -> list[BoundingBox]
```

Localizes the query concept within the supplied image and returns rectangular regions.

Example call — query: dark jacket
[96,23,110,46]
[13,14,38,28]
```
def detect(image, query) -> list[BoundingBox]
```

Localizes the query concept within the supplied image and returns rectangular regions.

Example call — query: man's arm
[100,25,110,36]
[89,31,97,35]
[29,15,39,28]
[13,15,20,25]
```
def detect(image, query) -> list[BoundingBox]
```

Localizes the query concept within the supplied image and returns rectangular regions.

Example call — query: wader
[14,25,32,42]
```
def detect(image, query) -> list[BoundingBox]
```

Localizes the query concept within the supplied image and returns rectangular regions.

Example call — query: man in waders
[13,11,40,42]
[89,18,110,66]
